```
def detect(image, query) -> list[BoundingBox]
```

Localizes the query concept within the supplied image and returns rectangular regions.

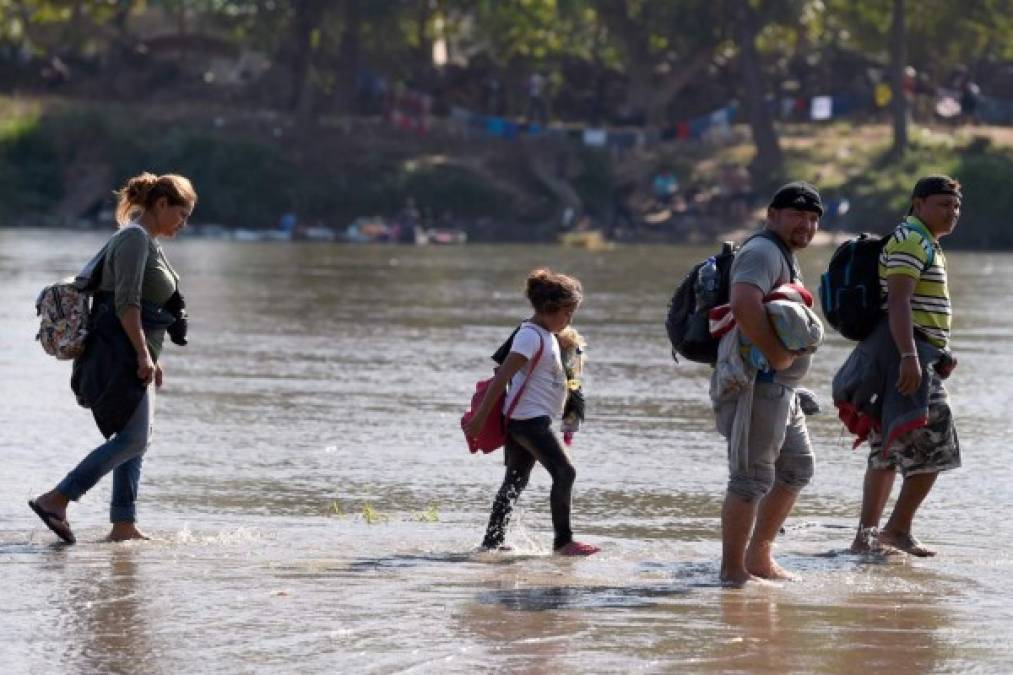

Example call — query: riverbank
[2,95,1011,246]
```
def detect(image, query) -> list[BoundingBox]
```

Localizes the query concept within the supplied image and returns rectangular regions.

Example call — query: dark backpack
[666,231,795,364]
[819,225,934,341]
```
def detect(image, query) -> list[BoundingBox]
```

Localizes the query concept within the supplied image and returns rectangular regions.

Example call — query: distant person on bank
[839,176,963,557]
[29,172,196,544]
[715,182,824,586]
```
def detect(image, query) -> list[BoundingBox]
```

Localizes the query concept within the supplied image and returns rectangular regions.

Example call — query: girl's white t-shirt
[502,322,567,421]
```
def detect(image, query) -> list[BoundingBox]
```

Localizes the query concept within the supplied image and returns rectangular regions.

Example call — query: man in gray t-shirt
[718,181,823,586]
[728,232,810,385]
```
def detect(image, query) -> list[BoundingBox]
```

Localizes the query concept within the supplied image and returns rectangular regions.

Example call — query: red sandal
[555,541,600,556]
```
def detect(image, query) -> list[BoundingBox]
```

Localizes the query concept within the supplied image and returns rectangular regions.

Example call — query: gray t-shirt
[729,232,810,386]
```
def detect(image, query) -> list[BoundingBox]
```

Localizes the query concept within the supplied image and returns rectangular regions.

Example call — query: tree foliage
[1,0,1011,196]
[2,0,1010,115]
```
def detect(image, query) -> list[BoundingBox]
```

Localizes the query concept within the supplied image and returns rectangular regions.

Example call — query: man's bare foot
[720,568,762,587]
[745,543,797,580]
[850,526,876,553]
[879,529,936,557]
[106,523,150,542]
[849,527,905,556]
[746,559,796,581]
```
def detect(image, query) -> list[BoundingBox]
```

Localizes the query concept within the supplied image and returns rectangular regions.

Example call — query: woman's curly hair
[525,268,583,314]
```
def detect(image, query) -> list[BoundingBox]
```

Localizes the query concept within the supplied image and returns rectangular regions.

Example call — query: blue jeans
[57,388,154,522]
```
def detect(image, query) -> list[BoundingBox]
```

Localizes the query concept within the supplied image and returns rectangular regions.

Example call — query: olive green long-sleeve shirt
[98,224,179,359]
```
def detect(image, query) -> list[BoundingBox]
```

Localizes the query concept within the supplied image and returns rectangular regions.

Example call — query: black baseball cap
[908,175,961,214]
[769,181,824,216]
[911,175,962,201]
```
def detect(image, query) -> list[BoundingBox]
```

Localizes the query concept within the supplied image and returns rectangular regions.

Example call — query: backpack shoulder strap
[74,241,110,292]
[73,224,152,292]
[504,328,546,422]
[491,324,522,365]
[749,230,799,283]
[896,222,937,272]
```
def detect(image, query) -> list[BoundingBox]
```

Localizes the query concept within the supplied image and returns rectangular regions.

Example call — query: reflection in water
[457,574,592,672]
[716,591,787,670]
[819,589,946,673]
[348,552,493,571]
[461,596,582,671]
[715,580,947,673]
[69,546,156,673]
[476,583,686,612]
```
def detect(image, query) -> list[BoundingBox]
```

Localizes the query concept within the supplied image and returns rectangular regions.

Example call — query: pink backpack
[461,330,545,453]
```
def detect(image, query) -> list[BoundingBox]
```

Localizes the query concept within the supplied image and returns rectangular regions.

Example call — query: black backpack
[666,231,795,364]
[818,225,934,341]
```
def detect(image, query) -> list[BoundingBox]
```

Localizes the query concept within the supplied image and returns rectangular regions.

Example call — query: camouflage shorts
[868,376,961,477]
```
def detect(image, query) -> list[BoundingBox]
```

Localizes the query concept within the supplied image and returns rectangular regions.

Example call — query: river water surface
[2,228,1012,673]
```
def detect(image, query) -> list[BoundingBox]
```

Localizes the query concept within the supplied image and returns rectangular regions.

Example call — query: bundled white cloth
[709,284,824,471]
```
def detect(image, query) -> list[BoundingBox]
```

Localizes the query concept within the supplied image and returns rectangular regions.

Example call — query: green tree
[590,0,724,125]
[735,0,782,174]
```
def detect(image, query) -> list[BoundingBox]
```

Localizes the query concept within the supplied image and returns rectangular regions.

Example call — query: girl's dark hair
[525,268,583,313]
[114,172,197,226]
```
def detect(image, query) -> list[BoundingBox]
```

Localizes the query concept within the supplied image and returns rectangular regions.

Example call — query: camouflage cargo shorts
[868,375,961,477]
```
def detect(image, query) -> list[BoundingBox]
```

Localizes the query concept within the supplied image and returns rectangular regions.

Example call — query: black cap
[911,175,962,201]
[769,181,824,216]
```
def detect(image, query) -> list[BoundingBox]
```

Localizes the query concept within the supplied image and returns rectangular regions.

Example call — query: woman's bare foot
[745,543,797,580]
[879,529,936,557]
[106,523,150,542]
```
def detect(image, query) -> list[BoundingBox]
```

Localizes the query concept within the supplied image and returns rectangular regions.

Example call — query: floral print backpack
[35,280,93,360]
[34,238,111,360]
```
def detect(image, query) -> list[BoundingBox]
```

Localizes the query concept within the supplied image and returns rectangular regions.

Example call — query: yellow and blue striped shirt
[878,216,950,348]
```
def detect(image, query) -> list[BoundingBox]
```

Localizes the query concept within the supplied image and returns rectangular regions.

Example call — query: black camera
[163,290,189,346]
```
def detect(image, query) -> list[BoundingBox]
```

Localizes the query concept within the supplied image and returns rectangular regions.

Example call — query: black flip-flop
[28,499,76,544]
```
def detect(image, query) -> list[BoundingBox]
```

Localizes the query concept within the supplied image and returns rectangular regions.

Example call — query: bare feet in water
[878,529,936,557]
[850,527,905,556]
[851,526,889,554]
[719,568,763,587]
[745,544,797,581]
[747,559,796,581]
[106,523,151,542]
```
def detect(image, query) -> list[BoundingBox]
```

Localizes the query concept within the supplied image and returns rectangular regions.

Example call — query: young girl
[462,268,599,556]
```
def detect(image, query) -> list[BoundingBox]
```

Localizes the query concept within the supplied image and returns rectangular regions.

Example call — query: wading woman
[29,172,196,543]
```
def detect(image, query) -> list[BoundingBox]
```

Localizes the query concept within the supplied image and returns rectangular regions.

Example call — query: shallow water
[2,228,1012,673]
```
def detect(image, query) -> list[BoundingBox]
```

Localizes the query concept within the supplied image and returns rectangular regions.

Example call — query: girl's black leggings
[482,416,576,550]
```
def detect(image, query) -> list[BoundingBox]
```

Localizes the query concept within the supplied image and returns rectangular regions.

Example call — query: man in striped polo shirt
[851,175,962,557]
